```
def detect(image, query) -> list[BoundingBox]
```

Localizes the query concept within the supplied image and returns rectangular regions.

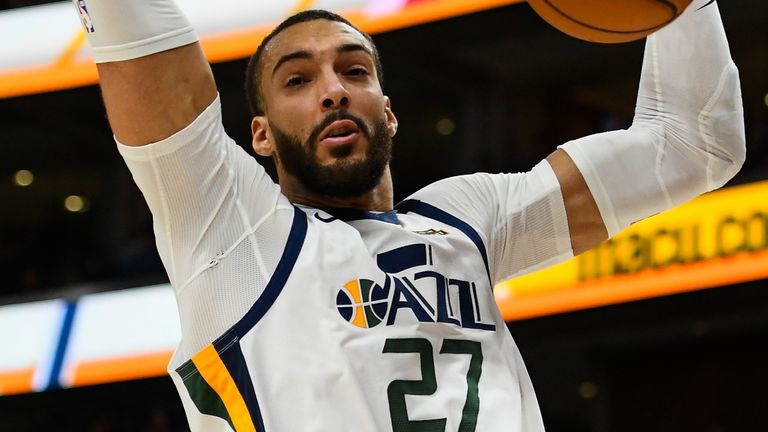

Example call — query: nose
[320,71,350,111]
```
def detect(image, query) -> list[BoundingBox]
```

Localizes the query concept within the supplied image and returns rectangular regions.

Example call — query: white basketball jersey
[119,97,573,432]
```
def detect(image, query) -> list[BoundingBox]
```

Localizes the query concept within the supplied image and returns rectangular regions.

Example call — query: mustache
[307,111,371,150]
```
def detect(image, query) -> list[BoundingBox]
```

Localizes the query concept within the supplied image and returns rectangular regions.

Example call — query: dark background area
[0,0,767,431]
[0,0,49,9]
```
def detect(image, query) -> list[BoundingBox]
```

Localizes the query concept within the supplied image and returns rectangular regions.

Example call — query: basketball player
[72,0,744,430]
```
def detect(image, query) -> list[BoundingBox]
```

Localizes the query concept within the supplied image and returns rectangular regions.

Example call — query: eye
[345,67,369,77]
[286,76,307,87]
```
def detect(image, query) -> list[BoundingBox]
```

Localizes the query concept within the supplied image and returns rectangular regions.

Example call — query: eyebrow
[337,43,372,57]
[271,43,373,78]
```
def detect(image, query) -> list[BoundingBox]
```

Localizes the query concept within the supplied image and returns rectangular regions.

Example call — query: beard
[270,112,392,199]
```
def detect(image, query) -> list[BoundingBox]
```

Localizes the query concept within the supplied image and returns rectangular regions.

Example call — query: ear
[384,96,398,138]
[251,116,274,157]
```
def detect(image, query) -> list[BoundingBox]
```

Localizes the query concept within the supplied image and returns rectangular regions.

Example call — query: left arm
[551,0,746,253]
[546,149,606,254]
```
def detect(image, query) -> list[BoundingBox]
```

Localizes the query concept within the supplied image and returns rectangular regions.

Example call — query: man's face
[254,19,398,198]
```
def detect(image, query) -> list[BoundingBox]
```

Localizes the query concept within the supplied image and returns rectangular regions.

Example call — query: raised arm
[74,0,217,146]
[548,0,745,254]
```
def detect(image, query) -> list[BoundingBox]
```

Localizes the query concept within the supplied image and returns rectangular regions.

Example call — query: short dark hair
[245,10,385,117]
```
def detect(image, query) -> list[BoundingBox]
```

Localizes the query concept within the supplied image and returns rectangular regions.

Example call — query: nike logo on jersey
[697,0,715,11]
[314,212,338,223]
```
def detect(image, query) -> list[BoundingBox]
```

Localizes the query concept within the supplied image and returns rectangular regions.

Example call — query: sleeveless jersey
[118,96,573,432]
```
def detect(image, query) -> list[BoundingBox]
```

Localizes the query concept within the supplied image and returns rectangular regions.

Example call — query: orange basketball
[527,0,695,43]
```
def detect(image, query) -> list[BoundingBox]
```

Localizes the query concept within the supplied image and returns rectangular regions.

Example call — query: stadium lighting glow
[436,118,456,136]
[64,195,88,213]
[764,92,768,108]
[578,382,598,400]
[13,170,34,187]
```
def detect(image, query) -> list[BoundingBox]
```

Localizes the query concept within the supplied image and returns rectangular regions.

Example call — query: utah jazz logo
[335,243,496,332]
[336,278,391,328]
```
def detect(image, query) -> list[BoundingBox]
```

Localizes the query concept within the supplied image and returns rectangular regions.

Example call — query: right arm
[75,0,292,356]
[75,0,216,145]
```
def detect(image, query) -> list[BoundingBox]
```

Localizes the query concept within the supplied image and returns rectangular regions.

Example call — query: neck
[278,166,394,212]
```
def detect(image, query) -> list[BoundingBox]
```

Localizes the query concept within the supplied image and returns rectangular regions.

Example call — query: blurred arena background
[0,0,766,431]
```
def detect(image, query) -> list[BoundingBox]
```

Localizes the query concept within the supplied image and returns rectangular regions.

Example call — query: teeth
[328,128,351,138]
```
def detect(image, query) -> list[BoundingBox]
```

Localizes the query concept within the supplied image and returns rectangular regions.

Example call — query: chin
[317,143,370,164]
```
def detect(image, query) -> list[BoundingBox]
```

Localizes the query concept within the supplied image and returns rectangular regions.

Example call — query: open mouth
[327,128,355,139]
[319,120,362,147]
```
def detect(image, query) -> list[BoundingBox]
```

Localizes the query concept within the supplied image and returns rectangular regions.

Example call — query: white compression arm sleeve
[72,0,198,63]
[559,0,746,237]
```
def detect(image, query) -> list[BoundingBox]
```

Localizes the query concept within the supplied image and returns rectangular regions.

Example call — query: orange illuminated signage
[495,180,768,321]
[0,0,524,99]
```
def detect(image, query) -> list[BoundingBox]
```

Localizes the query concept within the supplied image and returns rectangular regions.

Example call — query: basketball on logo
[336,278,390,328]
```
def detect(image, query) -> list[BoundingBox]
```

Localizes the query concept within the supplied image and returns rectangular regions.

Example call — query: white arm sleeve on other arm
[410,160,573,283]
[72,0,198,63]
[560,0,746,237]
